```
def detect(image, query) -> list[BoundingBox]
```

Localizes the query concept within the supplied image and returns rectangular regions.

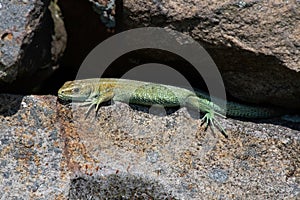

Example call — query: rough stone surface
[0,0,66,92]
[122,0,300,109]
[0,95,69,199]
[1,94,299,199]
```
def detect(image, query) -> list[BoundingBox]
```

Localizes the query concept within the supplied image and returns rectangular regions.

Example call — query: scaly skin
[58,78,290,137]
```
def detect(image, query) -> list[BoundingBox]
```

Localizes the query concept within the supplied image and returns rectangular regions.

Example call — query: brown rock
[1,94,299,199]
[122,0,300,108]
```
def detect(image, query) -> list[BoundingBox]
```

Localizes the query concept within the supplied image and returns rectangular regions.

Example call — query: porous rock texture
[0,95,299,199]
[122,0,300,108]
[1,1,300,199]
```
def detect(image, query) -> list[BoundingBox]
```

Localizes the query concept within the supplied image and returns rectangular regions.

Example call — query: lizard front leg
[85,90,115,117]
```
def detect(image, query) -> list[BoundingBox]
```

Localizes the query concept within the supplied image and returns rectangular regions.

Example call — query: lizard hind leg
[185,95,228,138]
[201,111,228,138]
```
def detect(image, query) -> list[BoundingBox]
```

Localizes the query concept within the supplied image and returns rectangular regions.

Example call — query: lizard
[58,78,295,137]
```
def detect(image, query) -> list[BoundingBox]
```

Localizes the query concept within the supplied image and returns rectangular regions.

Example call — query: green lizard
[58,78,292,137]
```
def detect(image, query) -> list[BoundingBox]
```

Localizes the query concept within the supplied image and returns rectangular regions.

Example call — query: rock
[1,94,299,199]
[0,0,66,93]
[122,0,300,109]
[0,94,69,199]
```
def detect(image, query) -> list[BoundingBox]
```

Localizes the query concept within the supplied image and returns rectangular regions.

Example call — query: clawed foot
[77,100,100,119]
[200,112,228,138]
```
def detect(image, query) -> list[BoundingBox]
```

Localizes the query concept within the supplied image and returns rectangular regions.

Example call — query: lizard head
[58,80,92,102]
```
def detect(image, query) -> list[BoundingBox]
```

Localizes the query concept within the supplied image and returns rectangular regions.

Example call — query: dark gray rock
[0,0,66,92]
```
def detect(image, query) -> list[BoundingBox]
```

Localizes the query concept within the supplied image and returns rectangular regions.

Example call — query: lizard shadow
[93,100,182,116]
[128,103,181,116]
[125,102,300,132]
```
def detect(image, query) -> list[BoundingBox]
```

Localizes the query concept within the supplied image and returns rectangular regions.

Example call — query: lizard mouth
[57,96,71,104]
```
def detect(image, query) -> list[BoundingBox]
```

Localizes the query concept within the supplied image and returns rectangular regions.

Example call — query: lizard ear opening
[72,87,80,93]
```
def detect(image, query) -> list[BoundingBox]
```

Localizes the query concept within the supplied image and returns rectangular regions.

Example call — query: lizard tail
[225,102,289,118]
